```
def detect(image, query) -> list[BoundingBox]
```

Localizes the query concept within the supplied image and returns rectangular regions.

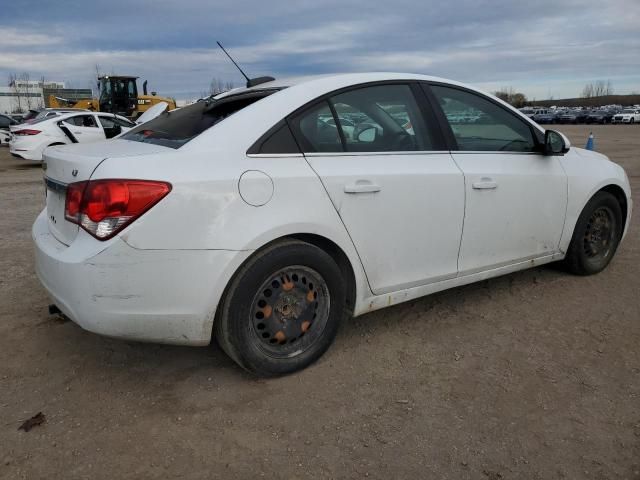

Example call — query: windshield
[622,109,635,114]
[121,88,282,149]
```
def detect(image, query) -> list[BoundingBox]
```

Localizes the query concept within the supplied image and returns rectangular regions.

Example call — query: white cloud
[2,28,63,47]
[1,3,639,101]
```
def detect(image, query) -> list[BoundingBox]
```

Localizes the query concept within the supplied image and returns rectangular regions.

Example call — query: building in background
[0,80,90,113]
[0,86,44,114]
[9,79,65,90]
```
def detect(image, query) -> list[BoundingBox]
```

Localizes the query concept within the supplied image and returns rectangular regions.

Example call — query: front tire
[563,192,623,275]
[215,240,347,377]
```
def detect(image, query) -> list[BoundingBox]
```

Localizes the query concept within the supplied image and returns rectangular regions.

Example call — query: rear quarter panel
[90,142,372,304]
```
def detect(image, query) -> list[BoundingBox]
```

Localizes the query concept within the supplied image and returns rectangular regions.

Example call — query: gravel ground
[0,125,638,479]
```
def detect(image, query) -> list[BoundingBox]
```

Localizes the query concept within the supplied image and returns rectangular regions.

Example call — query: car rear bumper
[32,209,250,346]
[10,143,43,161]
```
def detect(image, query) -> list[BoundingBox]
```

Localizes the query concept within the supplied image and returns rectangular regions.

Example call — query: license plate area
[44,177,78,245]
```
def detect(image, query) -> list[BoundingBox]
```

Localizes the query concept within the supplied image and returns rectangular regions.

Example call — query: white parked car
[10,111,135,161]
[612,109,640,124]
[33,73,632,376]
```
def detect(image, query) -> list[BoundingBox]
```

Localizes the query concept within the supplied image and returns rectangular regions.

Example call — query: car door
[61,114,105,143]
[425,83,568,275]
[289,83,465,295]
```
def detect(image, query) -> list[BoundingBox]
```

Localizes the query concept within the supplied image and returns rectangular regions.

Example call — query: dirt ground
[0,125,638,480]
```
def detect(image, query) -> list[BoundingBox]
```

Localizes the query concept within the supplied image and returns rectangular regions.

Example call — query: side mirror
[544,129,570,156]
[357,127,377,143]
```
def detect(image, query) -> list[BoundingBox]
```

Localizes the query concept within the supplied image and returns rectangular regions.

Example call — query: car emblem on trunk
[72,169,78,177]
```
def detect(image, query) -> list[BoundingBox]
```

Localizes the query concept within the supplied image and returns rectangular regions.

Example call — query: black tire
[215,239,347,377]
[563,191,623,275]
[630,118,635,124]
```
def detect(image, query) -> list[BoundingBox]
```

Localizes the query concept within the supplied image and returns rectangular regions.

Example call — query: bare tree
[8,73,22,112]
[92,64,103,97]
[582,80,613,98]
[21,72,34,110]
[494,86,528,108]
[209,77,234,96]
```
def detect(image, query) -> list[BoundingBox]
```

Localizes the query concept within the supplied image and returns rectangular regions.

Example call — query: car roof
[185,72,544,152]
[215,72,471,99]
[43,107,90,111]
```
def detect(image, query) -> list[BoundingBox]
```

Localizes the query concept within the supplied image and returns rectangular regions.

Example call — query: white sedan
[33,73,632,376]
[612,109,640,124]
[10,111,135,161]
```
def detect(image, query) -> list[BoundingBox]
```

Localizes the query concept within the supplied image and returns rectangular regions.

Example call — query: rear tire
[215,239,347,377]
[563,192,622,275]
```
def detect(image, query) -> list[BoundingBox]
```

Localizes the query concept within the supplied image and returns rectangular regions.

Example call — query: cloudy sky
[2,0,639,101]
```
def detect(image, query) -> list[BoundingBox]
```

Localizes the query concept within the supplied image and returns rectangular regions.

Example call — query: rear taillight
[14,129,41,136]
[64,179,171,240]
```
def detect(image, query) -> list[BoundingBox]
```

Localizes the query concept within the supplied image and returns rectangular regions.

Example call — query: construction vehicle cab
[48,75,176,120]
[98,76,138,117]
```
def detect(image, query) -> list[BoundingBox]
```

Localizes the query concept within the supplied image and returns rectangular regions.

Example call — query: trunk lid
[43,140,171,245]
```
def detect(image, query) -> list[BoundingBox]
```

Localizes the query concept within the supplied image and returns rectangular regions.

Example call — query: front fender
[559,148,632,252]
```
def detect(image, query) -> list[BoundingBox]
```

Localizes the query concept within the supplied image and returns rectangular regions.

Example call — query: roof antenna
[216,41,275,88]
[217,41,250,84]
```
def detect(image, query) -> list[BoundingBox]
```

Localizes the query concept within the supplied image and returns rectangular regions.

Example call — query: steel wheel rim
[583,206,616,261]
[249,265,330,359]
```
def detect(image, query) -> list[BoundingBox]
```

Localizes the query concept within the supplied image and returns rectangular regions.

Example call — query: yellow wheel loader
[48,76,176,119]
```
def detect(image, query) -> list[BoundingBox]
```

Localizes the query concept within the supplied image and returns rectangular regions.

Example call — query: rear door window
[288,83,437,153]
[330,84,433,152]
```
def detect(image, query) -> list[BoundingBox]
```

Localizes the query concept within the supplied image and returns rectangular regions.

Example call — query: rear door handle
[344,181,381,194]
[472,178,497,190]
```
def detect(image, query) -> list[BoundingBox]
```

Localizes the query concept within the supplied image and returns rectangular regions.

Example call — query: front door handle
[344,181,381,194]
[472,178,497,190]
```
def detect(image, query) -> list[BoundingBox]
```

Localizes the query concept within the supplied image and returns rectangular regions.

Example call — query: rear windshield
[30,116,58,125]
[121,88,282,149]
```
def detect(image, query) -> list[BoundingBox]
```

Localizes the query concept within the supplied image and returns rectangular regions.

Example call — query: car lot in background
[532,111,556,124]
[9,111,135,161]
[586,109,616,124]
[556,109,589,124]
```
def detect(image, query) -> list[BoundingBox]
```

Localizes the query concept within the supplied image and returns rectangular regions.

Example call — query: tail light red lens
[14,129,41,136]
[64,179,171,240]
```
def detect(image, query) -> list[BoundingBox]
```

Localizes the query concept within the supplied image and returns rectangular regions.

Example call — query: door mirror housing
[544,129,570,155]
